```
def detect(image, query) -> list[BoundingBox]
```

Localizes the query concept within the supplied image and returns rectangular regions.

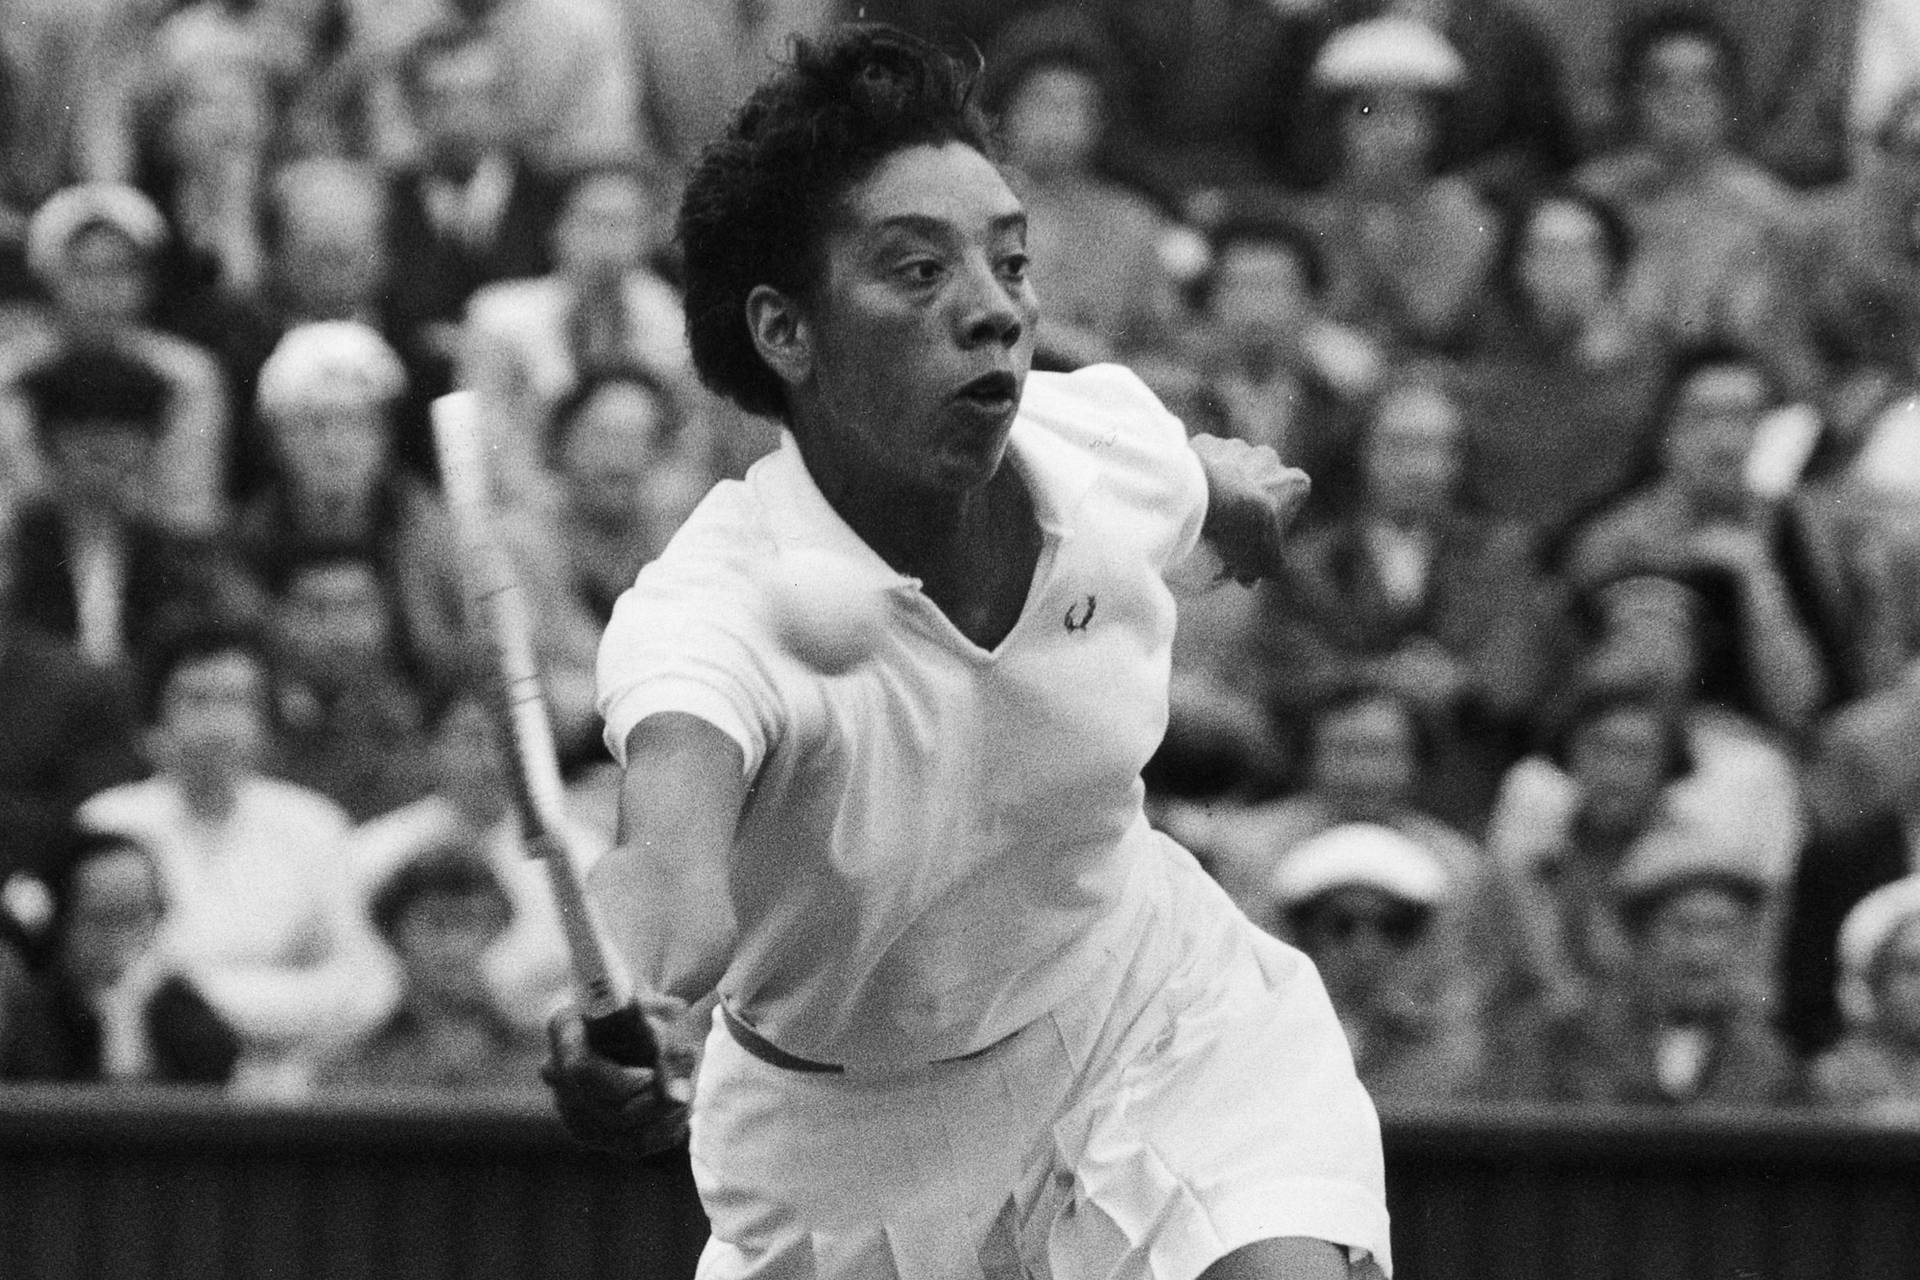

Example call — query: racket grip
[584,1000,663,1070]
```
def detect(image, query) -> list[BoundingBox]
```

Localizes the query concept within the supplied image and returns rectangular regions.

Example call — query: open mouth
[954,371,1019,412]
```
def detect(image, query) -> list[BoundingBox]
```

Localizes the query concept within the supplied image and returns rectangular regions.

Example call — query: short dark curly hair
[677,24,997,419]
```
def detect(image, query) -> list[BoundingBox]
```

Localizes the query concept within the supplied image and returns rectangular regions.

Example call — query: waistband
[719,1004,1024,1075]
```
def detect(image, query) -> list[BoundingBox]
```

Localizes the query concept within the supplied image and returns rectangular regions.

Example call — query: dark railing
[3,1089,1918,1279]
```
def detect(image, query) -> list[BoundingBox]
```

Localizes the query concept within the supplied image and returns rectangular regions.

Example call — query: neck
[180,769,240,822]
[828,467,1004,586]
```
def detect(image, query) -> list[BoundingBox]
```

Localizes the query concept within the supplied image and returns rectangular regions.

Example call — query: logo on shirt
[1064,595,1097,634]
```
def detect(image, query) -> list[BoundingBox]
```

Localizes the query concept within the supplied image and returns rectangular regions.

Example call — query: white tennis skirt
[687,840,1391,1280]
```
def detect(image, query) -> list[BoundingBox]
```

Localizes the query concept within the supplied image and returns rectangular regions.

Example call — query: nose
[956,258,1025,350]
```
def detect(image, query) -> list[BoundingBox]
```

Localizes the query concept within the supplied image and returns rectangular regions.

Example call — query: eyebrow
[871,211,1029,240]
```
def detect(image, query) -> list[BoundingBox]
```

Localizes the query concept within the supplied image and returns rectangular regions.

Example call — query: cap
[27,183,167,283]
[256,321,406,422]
[1614,819,1772,914]
[1269,822,1451,909]
[1311,17,1466,94]
[1838,874,1920,1026]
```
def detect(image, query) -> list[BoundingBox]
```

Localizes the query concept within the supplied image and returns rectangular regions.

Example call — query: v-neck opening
[907,432,1062,664]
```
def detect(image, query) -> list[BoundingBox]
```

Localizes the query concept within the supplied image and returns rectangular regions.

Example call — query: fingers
[542,1005,690,1157]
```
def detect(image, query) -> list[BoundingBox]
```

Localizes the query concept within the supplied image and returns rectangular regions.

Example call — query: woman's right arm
[591,712,747,1006]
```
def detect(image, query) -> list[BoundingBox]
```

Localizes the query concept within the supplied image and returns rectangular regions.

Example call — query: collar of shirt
[754,417,1100,583]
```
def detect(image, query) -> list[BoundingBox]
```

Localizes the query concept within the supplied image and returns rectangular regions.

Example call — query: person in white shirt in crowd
[79,624,395,1095]
[459,166,708,503]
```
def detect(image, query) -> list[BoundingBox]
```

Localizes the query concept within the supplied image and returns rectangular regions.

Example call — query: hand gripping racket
[430,390,662,1071]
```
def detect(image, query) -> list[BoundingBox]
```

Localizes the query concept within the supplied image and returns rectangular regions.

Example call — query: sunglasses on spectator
[1295,903,1432,948]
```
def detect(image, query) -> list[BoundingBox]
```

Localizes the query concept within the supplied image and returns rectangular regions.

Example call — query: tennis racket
[430,390,662,1071]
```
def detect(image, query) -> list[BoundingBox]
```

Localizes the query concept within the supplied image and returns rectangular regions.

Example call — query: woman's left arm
[1190,434,1312,586]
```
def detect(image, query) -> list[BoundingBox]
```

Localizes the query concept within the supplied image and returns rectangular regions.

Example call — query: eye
[999,253,1030,283]
[897,258,945,285]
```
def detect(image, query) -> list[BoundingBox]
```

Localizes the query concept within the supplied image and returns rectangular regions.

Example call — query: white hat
[1837,874,1920,1026]
[1614,818,1773,912]
[1311,17,1466,94]
[1269,822,1450,909]
[256,321,406,422]
[26,183,167,283]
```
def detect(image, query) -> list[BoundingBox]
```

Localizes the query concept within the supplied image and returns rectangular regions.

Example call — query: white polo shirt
[597,365,1207,1069]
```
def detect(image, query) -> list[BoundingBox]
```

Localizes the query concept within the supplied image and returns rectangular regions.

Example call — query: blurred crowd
[0,0,1917,1122]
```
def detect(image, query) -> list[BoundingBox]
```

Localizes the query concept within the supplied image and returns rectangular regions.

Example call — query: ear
[745,284,813,391]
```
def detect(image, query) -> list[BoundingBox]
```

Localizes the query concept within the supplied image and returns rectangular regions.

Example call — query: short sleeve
[1018,365,1209,574]
[595,486,785,778]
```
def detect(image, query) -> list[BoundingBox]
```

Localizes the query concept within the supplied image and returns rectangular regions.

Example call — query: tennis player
[544,24,1391,1280]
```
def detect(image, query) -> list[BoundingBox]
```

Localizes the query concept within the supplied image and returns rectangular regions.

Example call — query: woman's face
[1871,917,1920,1048]
[156,650,270,785]
[1663,364,1767,510]
[783,142,1038,497]
[1568,706,1669,831]
[1362,384,1462,518]
[554,174,651,277]
[1635,34,1732,155]
[1312,697,1417,814]
[1291,886,1433,1011]
[273,395,390,501]
[1637,884,1755,1021]
[559,382,671,519]
[1213,241,1312,350]
[51,226,150,329]
[1516,201,1614,328]
[1002,64,1103,178]
[61,847,165,993]
[1340,88,1435,187]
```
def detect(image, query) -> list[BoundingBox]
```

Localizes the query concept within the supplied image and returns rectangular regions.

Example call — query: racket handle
[584,1000,663,1070]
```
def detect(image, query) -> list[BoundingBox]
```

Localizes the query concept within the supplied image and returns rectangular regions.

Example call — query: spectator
[1,828,237,1084]
[1566,346,1830,735]
[1180,210,1377,525]
[1282,0,1578,197]
[1267,822,1484,1104]
[982,11,1179,370]
[312,838,545,1091]
[200,156,400,501]
[1286,16,1500,353]
[348,693,576,1033]
[1851,0,1920,156]
[459,167,695,500]
[6,345,256,675]
[1574,11,1818,397]
[1460,189,1666,543]
[544,369,708,629]
[1092,0,1316,201]
[133,29,282,308]
[1813,875,1920,1118]
[0,184,232,534]
[0,514,145,898]
[238,322,471,703]
[266,546,438,823]
[1483,677,1701,1018]
[348,0,643,176]
[383,22,566,423]
[1803,88,1920,382]
[1163,685,1484,926]
[1489,822,1802,1108]
[1538,0,1865,185]
[0,1,137,239]
[1254,368,1565,827]
[79,625,397,1096]
[620,0,836,214]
